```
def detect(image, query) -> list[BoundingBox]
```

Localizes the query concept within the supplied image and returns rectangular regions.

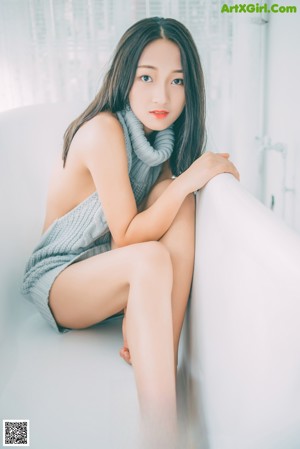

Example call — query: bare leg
[120,180,195,371]
[147,180,195,367]
[49,241,177,444]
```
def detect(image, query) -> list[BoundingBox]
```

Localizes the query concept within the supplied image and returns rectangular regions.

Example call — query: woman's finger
[219,152,230,158]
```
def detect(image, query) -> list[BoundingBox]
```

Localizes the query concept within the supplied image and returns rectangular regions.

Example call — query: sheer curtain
[0,0,233,114]
[0,0,238,179]
[1,0,276,217]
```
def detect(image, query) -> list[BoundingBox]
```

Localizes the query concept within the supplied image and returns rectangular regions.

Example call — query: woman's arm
[77,113,239,247]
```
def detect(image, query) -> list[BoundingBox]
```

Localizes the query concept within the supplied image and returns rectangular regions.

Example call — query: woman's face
[128,38,186,135]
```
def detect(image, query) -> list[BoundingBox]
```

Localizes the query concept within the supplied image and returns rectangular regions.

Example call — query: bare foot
[119,308,132,365]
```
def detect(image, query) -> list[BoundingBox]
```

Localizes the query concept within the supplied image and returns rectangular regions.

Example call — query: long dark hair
[62,17,206,176]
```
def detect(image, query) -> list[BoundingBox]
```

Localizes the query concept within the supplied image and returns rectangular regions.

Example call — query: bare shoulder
[42,111,126,232]
[71,111,125,157]
[83,110,122,132]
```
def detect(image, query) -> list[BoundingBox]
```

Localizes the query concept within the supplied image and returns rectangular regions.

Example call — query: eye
[172,78,184,85]
[140,75,152,83]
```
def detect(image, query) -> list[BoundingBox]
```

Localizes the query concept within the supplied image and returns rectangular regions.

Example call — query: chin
[145,124,169,135]
[144,118,173,132]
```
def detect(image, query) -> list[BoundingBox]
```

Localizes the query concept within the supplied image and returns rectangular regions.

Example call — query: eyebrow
[137,64,183,73]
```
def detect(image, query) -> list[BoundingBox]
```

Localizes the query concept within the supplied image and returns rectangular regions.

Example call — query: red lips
[149,110,169,119]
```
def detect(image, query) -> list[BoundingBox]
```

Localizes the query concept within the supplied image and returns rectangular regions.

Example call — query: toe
[119,347,132,365]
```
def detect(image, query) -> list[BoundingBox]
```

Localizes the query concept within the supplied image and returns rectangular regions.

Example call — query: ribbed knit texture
[21,106,175,333]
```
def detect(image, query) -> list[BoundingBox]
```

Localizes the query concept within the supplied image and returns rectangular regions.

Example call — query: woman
[22,17,239,448]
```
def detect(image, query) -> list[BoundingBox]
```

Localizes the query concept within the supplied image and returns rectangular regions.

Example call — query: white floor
[0,295,194,449]
[0,298,141,449]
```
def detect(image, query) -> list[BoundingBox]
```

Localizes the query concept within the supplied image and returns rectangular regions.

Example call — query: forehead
[137,39,182,69]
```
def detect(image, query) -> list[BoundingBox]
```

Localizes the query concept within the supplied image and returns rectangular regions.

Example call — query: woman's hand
[178,152,240,195]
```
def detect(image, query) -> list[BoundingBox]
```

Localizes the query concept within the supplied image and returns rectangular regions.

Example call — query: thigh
[49,243,140,330]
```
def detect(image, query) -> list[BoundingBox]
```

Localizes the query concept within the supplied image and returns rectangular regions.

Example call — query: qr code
[3,420,30,446]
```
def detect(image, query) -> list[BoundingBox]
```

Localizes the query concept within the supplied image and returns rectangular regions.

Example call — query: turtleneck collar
[118,105,175,167]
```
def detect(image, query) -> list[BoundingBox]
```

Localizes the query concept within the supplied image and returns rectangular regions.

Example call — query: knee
[130,241,173,282]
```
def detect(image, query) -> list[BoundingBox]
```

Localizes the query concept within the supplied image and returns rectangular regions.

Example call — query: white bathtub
[1,103,300,449]
[182,173,300,449]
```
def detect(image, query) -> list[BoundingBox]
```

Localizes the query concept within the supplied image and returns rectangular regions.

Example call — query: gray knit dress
[21,106,175,333]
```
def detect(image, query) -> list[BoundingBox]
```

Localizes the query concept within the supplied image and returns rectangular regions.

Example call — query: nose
[152,82,168,105]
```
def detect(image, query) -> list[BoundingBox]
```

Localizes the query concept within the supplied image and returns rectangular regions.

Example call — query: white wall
[206,6,300,235]
[263,7,300,233]
[205,12,268,201]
